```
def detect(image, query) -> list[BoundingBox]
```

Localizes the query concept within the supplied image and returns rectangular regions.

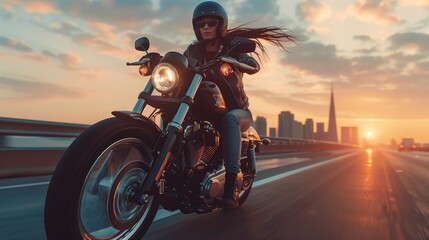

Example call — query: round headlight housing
[151,63,179,93]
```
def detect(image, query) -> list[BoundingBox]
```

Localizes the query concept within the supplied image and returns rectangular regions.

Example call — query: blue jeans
[221,109,253,173]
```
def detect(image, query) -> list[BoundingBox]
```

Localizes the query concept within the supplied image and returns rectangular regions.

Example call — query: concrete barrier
[0,148,65,178]
[0,117,88,178]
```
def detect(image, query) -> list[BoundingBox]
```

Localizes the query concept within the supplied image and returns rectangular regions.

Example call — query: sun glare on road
[366,148,373,167]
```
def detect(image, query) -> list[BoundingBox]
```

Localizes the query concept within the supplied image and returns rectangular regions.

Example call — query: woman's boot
[219,172,239,209]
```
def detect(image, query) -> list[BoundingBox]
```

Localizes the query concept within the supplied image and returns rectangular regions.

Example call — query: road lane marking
[0,181,50,190]
[253,151,359,188]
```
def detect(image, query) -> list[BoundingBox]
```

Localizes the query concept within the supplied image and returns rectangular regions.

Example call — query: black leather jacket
[183,38,260,110]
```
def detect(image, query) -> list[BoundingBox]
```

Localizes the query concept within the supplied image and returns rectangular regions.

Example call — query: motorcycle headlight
[151,63,179,93]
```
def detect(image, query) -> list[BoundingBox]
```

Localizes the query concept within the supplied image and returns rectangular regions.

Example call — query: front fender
[112,111,162,138]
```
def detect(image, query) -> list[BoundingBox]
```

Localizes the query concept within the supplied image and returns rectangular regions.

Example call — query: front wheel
[44,118,160,240]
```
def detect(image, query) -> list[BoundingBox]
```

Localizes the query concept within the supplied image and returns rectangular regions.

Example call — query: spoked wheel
[107,161,150,230]
[44,118,160,240]
[79,138,156,239]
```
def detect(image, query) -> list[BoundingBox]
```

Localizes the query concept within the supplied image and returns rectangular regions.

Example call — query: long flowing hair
[225,24,298,62]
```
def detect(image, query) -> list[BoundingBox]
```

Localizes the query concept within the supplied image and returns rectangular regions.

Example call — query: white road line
[0,181,50,190]
[253,151,359,187]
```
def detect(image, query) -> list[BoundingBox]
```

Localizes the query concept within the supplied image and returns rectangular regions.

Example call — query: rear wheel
[44,118,160,240]
[238,156,255,205]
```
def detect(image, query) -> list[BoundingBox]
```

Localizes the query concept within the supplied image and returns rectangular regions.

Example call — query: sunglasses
[196,20,219,28]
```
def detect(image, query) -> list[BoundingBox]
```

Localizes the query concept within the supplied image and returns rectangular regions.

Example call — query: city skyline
[254,85,360,144]
[1,0,428,145]
[254,110,358,143]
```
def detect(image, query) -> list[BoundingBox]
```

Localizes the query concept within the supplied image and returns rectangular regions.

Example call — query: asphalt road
[1,149,429,240]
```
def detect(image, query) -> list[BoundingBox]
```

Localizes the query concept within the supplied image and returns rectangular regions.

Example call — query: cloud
[26,49,83,70]
[24,52,52,62]
[25,1,57,13]
[353,35,374,42]
[276,34,429,120]
[56,52,81,69]
[281,41,352,78]
[0,36,33,52]
[0,76,85,99]
[73,34,124,55]
[51,21,81,36]
[33,50,103,79]
[1,0,58,14]
[399,0,429,8]
[410,17,429,31]
[88,22,117,41]
[55,0,157,28]
[247,88,328,118]
[388,32,429,52]
[232,0,281,23]
[354,46,379,54]
[296,0,332,22]
[347,0,403,25]
[415,61,429,71]
[351,55,386,73]
[126,32,188,54]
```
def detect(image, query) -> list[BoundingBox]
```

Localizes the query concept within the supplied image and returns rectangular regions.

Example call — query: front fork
[132,74,203,205]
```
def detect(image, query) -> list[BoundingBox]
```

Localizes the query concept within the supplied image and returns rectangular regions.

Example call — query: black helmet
[192,1,228,40]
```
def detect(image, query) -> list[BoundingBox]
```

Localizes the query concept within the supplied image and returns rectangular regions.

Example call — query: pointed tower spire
[327,82,338,142]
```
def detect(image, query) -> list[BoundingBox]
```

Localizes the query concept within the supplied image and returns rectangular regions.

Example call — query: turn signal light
[219,63,233,77]
[139,64,150,76]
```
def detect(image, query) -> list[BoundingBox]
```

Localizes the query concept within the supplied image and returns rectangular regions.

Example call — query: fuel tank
[193,81,228,117]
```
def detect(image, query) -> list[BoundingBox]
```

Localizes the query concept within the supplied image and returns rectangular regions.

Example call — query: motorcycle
[44,36,270,239]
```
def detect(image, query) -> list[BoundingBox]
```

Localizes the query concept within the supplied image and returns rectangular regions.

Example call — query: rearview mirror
[135,37,150,52]
[229,37,256,55]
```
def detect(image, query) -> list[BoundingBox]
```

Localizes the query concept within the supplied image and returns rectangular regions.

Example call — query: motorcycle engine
[184,121,219,167]
[200,167,243,199]
[183,121,244,203]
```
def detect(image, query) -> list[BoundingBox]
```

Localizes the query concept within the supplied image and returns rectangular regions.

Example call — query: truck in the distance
[398,138,416,151]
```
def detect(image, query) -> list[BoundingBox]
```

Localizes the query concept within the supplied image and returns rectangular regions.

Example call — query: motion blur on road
[1,148,429,240]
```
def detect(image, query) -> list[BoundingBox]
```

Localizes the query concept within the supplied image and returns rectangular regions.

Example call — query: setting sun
[366,131,373,139]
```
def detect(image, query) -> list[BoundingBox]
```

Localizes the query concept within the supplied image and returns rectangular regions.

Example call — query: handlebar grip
[126,58,151,66]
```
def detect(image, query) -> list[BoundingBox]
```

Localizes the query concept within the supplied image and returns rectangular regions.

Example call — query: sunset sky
[1,0,428,145]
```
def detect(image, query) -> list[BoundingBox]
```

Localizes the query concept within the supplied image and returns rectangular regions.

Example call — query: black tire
[44,117,160,240]
[238,156,255,206]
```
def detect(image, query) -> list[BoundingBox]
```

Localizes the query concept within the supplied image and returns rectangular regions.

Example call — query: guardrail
[258,137,357,154]
[0,117,357,178]
[0,117,89,178]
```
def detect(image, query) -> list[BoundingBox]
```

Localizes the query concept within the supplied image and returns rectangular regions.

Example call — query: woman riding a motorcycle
[185,1,297,208]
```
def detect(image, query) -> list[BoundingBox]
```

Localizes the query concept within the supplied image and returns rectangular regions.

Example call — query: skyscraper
[292,120,304,139]
[341,127,359,145]
[316,122,326,140]
[278,111,294,138]
[269,128,276,137]
[304,118,314,139]
[253,116,267,136]
[327,84,338,142]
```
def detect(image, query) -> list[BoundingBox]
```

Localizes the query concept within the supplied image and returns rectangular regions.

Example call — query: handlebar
[220,57,258,73]
[126,58,151,66]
